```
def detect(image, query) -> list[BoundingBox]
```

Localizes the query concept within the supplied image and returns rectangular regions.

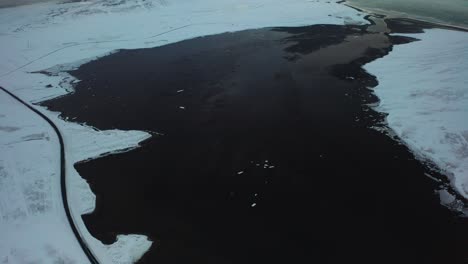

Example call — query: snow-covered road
[0,87,90,263]
[0,86,100,263]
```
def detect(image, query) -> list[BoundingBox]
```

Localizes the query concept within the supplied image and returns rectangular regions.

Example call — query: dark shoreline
[340,0,468,32]
[42,18,468,264]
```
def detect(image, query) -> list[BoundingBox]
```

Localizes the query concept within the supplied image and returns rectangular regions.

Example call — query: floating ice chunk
[237,171,244,175]
[439,189,456,204]
[424,173,441,182]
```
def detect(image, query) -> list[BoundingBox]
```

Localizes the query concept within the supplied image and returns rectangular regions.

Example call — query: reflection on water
[347,0,468,28]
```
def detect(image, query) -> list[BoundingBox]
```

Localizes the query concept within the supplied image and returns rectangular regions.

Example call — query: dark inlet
[42,20,468,264]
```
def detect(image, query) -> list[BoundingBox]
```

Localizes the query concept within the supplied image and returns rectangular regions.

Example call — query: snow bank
[51,108,153,264]
[0,0,368,263]
[364,29,468,204]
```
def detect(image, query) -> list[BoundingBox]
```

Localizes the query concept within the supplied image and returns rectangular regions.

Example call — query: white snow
[0,90,88,263]
[0,0,368,263]
[0,89,153,263]
[364,29,468,201]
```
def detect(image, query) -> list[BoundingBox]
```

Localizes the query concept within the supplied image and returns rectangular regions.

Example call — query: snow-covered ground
[0,0,369,263]
[364,29,468,210]
[0,87,153,263]
[0,89,88,263]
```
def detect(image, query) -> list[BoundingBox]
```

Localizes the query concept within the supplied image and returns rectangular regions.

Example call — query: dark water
[43,20,468,264]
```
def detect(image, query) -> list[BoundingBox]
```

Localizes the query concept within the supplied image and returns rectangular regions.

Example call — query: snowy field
[0,87,153,263]
[0,0,369,263]
[0,89,88,263]
[0,0,59,8]
[1,0,467,263]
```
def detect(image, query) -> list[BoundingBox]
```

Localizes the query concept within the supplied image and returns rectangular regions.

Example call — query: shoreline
[340,0,468,32]
[340,3,468,211]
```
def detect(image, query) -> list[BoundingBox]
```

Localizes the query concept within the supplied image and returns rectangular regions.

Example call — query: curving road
[0,86,99,264]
